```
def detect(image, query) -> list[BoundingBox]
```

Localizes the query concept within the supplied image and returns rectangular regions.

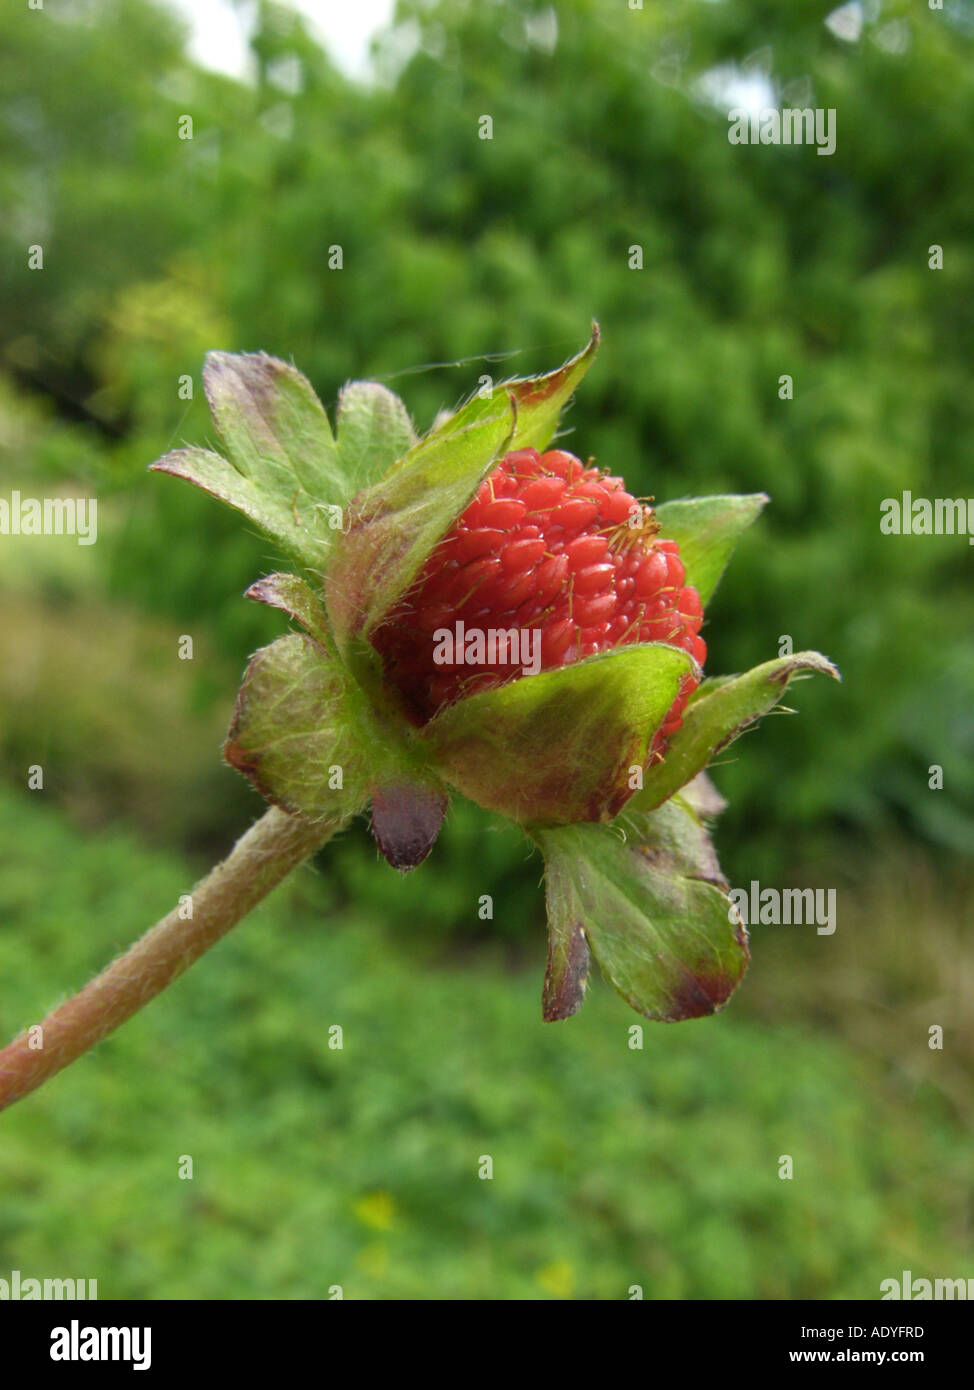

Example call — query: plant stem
[0,807,339,1114]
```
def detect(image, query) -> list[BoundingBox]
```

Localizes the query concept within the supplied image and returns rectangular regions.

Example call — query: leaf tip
[542,920,590,1022]
[772,651,842,687]
[147,450,183,476]
[660,944,751,1022]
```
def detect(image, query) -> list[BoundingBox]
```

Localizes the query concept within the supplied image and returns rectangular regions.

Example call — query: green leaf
[203,351,343,499]
[475,320,601,452]
[245,572,331,645]
[323,325,602,644]
[150,446,333,571]
[536,797,749,1022]
[224,632,376,821]
[653,493,769,606]
[325,393,516,643]
[151,353,348,571]
[628,651,841,814]
[423,643,696,825]
[336,381,416,494]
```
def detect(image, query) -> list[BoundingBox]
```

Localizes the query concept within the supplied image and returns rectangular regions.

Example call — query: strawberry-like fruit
[372,447,706,761]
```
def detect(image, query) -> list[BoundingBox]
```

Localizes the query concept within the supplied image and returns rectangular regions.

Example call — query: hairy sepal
[537,796,749,1022]
[627,651,840,814]
[653,493,768,606]
[422,643,696,825]
[151,353,416,576]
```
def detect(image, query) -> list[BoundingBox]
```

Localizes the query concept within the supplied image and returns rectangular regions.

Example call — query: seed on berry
[572,592,617,626]
[480,498,527,529]
[540,449,584,482]
[519,476,567,510]
[550,498,600,530]
[540,616,577,663]
[565,535,609,566]
[602,490,637,525]
[455,527,505,560]
[572,562,616,595]
[499,537,546,573]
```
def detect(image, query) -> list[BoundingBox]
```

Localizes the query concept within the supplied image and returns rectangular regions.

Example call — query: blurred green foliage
[0,788,968,1299]
[2,0,972,896]
[0,0,972,1300]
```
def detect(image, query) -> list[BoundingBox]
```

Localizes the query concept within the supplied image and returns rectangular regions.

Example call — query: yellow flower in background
[354,1190,398,1232]
[536,1259,575,1300]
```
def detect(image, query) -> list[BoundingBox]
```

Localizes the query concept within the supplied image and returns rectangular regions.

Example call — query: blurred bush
[0,787,968,1299]
[1,0,971,1303]
[1,0,972,898]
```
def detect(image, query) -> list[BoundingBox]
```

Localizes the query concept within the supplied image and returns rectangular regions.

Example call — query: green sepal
[151,353,416,574]
[536,796,749,1022]
[653,493,769,605]
[224,632,377,822]
[245,572,332,645]
[422,643,697,825]
[452,321,601,453]
[324,326,602,646]
[336,381,417,495]
[627,651,840,814]
[325,393,516,645]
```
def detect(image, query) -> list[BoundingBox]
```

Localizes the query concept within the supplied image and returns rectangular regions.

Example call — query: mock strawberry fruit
[371,447,706,760]
[152,335,833,1034]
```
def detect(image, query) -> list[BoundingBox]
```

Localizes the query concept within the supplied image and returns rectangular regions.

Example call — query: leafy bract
[654,493,768,606]
[460,321,601,453]
[245,572,332,645]
[628,651,840,814]
[224,622,448,867]
[335,381,416,494]
[151,353,416,574]
[423,643,696,825]
[325,393,516,644]
[537,796,749,1021]
[224,632,376,822]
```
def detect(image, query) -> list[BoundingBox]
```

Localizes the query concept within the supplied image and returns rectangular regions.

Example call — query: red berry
[372,447,706,762]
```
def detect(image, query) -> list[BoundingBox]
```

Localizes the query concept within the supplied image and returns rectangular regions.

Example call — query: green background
[0,0,971,1298]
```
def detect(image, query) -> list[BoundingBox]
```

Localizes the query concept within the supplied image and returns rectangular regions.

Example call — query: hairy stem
[0,807,339,1114]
